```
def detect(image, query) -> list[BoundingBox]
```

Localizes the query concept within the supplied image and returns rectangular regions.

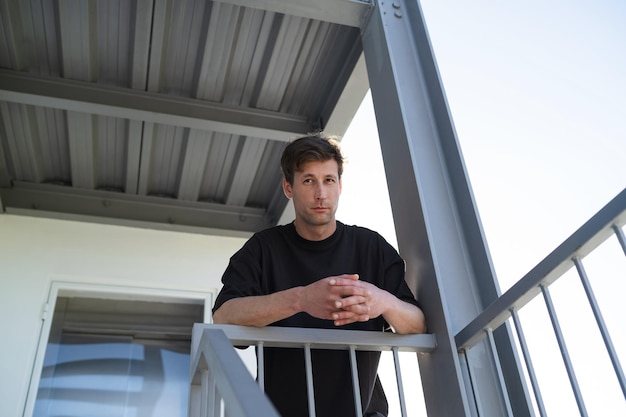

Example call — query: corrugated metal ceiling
[0,0,371,236]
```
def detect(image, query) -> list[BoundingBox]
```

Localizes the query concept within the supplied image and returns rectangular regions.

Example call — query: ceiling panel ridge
[176,130,213,202]
[0,102,44,183]
[255,14,308,111]
[195,1,242,102]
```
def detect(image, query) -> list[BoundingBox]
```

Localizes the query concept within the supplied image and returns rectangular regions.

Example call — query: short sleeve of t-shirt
[213,234,266,312]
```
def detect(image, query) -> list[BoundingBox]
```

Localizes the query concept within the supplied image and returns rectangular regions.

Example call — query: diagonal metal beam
[0,69,312,141]
[214,0,372,28]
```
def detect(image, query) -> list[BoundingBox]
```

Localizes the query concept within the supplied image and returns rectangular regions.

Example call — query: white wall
[0,214,247,417]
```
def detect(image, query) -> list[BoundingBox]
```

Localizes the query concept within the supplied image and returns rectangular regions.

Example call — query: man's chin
[304,215,335,227]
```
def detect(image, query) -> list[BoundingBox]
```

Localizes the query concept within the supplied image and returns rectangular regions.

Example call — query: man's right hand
[299,274,371,324]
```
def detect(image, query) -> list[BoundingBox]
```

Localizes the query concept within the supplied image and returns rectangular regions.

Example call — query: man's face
[283,159,342,230]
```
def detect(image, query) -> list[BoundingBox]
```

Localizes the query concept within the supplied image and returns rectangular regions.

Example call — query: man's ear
[282,178,293,199]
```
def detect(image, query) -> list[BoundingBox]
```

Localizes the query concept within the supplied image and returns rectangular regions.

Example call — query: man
[212,133,426,417]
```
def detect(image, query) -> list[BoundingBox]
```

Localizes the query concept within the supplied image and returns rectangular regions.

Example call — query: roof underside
[0,0,371,236]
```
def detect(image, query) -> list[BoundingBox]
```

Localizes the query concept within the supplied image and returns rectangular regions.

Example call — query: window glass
[34,297,203,417]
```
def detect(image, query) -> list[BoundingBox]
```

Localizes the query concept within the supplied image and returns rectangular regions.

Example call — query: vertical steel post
[349,346,363,417]
[613,225,626,257]
[360,1,532,415]
[200,369,209,417]
[486,329,514,417]
[541,284,588,417]
[257,341,265,391]
[573,257,626,397]
[460,349,482,417]
[511,308,548,417]
[304,344,316,417]
[392,347,409,417]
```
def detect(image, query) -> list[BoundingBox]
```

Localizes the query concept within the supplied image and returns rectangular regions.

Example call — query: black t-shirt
[213,221,420,417]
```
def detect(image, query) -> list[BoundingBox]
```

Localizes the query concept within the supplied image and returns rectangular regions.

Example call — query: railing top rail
[455,188,626,350]
[194,323,437,353]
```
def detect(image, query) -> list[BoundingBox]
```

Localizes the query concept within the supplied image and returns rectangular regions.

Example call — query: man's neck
[293,220,337,241]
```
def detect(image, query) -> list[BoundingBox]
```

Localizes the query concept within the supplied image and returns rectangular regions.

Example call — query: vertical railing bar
[392,346,409,417]
[486,328,515,417]
[541,284,589,417]
[200,369,209,417]
[216,383,223,417]
[573,256,626,397]
[510,308,548,417]
[349,345,364,417]
[207,374,217,417]
[613,224,626,257]
[209,377,219,417]
[256,341,265,391]
[304,344,316,417]
[461,348,483,417]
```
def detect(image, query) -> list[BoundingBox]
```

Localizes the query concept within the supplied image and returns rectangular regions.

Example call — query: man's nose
[315,184,326,199]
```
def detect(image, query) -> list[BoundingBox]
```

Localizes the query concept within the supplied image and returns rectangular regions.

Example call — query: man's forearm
[212,287,303,327]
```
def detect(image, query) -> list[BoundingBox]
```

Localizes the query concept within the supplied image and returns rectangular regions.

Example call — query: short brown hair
[281,133,345,185]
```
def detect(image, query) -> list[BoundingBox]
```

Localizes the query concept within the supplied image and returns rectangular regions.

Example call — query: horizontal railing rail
[456,188,626,350]
[190,324,437,417]
[455,188,626,417]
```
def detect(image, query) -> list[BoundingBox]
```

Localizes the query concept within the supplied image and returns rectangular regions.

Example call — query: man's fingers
[333,314,370,326]
[336,293,370,307]
[332,285,370,300]
[328,274,360,286]
[333,299,369,314]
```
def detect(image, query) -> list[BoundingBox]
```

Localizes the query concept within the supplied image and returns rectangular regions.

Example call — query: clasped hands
[300,274,387,326]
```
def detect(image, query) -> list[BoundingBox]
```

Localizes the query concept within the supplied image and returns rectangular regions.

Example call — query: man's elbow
[398,311,427,335]
[413,311,427,334]
[212,306,228,324]
[414,320,427,334]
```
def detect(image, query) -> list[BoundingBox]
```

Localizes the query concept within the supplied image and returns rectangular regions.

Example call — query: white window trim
[22,280,213,417]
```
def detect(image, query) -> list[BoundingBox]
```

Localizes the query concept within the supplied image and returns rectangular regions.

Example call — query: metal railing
[456,188,626,417]
[189,189,625,417]
[190,324,436,417]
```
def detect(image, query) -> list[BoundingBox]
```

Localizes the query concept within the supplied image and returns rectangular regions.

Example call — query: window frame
[23,281,213,417]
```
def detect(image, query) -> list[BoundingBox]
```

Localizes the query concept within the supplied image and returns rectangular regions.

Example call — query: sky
[336,1,626,416]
